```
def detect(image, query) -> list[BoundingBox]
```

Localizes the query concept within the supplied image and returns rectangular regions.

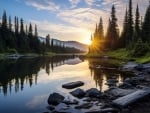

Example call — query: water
[0,56,131,113]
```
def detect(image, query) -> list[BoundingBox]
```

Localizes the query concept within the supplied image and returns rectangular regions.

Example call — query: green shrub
[7,48,18,54]
[131,39,149,57]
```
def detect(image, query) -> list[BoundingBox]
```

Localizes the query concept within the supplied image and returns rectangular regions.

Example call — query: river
[0,56,131,113]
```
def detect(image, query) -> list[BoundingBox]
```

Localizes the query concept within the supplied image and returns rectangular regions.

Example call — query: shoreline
[45,61,150,113]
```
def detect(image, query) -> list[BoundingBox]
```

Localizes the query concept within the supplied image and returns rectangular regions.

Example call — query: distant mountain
[64,41,88,52]
[38,37,88,52]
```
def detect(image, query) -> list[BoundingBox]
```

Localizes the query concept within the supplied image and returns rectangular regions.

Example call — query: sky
[0,0,149,45]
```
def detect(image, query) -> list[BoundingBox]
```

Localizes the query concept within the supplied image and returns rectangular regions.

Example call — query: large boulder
[48,92,65,105]
[70,88,85,98]
[62,81,84,89]
[86,88,101,98]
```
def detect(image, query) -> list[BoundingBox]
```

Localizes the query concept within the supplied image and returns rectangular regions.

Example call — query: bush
[7,48,18,54]
[131,39,150,57]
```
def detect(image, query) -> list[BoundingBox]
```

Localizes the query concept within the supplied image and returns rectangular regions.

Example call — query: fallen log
[112,90,150,108]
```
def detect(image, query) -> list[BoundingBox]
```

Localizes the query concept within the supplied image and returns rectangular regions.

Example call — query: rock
[135,64,144,71]
[70,88,85,98]
[122,62,138,71]
[47,105,55,111]
[106,79,118,86]
[118,82,133,89]
[112,90,150,108]
[86,88,101,98]
[75,103,93,109]
[85,108,119,113]
[124,77,145,86]
[100,108,119,113]
[62,81,84,89]
[48,93,65,105]
[54,103,69,112]
[63,99,79,105]
[106,88,136,97]
[54,103,84,113]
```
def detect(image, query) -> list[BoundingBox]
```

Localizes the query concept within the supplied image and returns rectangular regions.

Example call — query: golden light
[84,38,92,45]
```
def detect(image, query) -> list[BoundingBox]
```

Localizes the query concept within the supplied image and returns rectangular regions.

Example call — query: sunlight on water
[0,56,130,113]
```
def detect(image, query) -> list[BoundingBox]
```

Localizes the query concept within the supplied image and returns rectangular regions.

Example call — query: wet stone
[70,88,85,98]
[86,88,101,98]
[75,103,93,109]
[48,93,65,105]
[62,81,84,89]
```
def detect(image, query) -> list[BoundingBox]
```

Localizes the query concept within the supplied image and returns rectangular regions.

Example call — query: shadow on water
[0,55,81,96]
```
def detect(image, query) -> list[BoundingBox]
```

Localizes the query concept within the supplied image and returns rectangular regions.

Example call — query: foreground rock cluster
[44,62,150,113]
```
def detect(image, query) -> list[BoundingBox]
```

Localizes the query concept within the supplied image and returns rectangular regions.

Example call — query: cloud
[26,94,48,109]
[25,0,60,11]
[69,0,80,8]
[30,19,91,44]
[20,0,149,44]
[84,0,94,6]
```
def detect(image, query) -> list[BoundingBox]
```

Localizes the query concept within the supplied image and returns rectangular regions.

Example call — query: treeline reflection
[0,56,81,96]
[88,58,133,91]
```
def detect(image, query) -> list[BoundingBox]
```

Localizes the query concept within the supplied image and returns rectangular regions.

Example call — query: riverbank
[86,49,150,64]
[45,61,150,113]
[0,52,86,60]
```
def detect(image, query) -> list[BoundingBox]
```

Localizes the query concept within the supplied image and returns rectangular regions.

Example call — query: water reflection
[0,55,82,96]
[88,58,132,91]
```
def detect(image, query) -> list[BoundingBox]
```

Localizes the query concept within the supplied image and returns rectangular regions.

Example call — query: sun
[85,39,92,45]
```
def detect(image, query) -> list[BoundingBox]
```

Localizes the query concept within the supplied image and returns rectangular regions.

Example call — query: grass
[87,48,150,64]
[105,49,131,60]
[135,53,150,63]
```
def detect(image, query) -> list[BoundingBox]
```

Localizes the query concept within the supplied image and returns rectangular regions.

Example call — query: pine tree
[120,8,128,48]
[110,5,119,49]
[25,25,28,35]
[20,18,24,34]
[142,1,150,42]
[105,18,112,49]
[34,25,38,37]
[28,23,33,37]
[98,17,104,39]
[135,4,140,34]
[127,0,134,43]
[46,34,50,48]
[133,4,141,42]
[2,10,7,28]
[8,16,12,31]
[15,17,19,34]
[28,23,33,51]
[94,24,98,40]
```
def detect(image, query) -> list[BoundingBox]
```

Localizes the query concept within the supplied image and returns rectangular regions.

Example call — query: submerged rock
[70,88,85,98]
[48,93,65,105]
[85,108,119,113]
[106,79,118,86]
[75,103,93,109]
[54,103,84,113]
[86,88,101,98]
[62,81,84,89]
[63,99,79,105]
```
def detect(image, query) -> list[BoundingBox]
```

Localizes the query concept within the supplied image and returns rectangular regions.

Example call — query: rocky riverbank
[44,62,150,113]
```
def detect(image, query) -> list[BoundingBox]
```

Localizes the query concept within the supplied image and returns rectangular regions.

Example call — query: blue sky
[0,0,148,44]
